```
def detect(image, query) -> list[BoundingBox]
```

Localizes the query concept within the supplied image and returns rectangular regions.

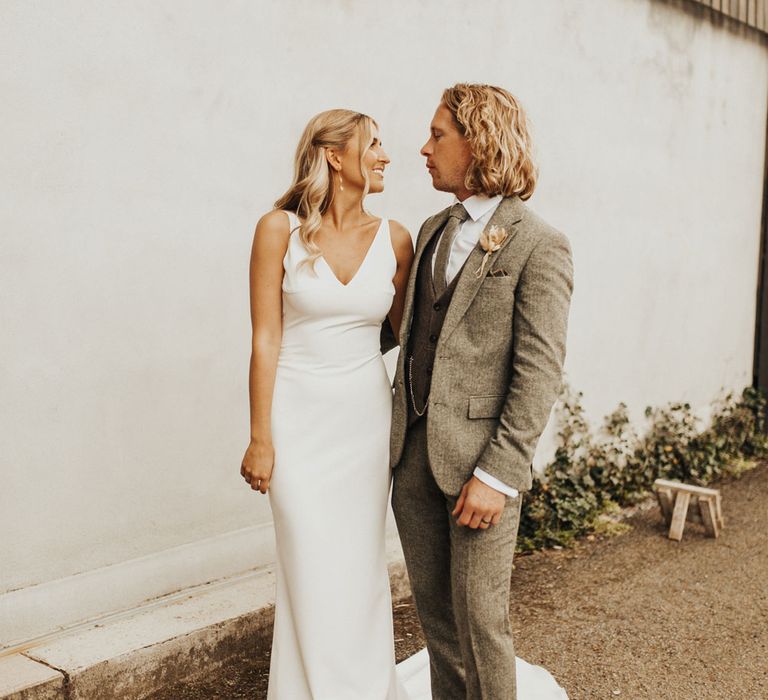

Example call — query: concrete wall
[1,0,766,644]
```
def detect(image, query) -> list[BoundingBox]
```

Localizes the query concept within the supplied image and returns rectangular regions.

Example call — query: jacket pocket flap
[468,394,506,419]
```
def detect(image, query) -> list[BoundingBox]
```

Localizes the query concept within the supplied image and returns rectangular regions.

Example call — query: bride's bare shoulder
[388,219,414,259]
[251,210,292,259]
[256,209,293,235]
[254,209,293,240]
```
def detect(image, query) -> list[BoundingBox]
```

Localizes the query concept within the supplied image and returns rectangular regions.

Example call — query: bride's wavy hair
[274,109,376,270]
[441,83,538,201]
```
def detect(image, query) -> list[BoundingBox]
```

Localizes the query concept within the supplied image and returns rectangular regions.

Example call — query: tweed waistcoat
[406,227,464,426]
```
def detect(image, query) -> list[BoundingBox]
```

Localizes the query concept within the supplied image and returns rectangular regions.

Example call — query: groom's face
[421,104,474,200]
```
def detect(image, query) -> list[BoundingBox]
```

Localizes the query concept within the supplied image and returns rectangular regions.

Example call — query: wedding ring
[481,518,492,524]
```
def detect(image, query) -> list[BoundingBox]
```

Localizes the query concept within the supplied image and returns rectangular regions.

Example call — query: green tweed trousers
[392,416,522,700]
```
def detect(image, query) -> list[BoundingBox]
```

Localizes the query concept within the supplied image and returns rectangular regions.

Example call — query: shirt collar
[454,194,503,222]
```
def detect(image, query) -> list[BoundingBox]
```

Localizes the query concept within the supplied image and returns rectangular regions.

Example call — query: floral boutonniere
[475,225,508,277]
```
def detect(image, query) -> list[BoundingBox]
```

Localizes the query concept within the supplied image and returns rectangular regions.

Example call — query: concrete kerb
[1,559,411,700]
[0,654,65,700]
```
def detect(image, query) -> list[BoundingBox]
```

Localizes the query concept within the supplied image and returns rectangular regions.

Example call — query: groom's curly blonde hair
[442,83,538,201]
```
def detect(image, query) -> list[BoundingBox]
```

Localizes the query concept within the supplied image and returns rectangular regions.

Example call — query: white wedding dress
[267,210,568,699]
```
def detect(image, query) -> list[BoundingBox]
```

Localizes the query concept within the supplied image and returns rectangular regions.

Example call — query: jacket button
[426,367,433,376]
[433,302,441,311]
[429,334,438,344]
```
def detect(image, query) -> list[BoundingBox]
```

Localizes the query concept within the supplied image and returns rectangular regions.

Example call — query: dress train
[395,648,569,699]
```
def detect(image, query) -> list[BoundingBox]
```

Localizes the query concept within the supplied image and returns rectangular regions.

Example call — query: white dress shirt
[431,194,519,499]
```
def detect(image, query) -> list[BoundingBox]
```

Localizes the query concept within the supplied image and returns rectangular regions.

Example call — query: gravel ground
[151,462,768,699]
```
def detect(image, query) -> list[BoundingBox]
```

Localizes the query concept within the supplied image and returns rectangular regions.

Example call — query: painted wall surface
[1,0,766,638]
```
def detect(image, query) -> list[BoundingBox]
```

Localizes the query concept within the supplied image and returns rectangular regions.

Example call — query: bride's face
[340,126,390,195]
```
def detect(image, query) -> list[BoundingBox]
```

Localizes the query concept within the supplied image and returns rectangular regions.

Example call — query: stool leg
[669,491,691,541]
[699,496,719,538]
[657,488,674,525]
[715,494,725,529]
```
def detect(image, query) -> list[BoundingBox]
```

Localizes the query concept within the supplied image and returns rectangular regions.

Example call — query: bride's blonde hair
[274,109,376,269]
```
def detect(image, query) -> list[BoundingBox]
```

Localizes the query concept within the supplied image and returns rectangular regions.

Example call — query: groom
[390,83,573,699]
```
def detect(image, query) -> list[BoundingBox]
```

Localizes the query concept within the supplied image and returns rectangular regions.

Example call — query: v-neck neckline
[319,217,384,287]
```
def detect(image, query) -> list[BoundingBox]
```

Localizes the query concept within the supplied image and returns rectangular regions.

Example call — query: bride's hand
[240,440,274,494]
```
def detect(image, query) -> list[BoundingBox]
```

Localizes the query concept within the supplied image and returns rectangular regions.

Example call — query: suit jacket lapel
[439,196,526,343]
[399,207,451,346]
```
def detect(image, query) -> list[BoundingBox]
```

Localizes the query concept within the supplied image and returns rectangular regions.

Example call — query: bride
[240,108,568,699]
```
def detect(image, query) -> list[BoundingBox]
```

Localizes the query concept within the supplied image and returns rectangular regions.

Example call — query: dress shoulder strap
[371,218,397,285]
[382,218,397,262]
[282,210,301,234]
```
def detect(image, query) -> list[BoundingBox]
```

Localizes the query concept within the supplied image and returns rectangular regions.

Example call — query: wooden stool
[653,479,724,541]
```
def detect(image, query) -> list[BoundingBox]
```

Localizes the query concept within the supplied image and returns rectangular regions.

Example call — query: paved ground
[151,463,768,699]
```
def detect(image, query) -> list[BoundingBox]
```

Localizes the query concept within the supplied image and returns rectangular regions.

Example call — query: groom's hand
[451,476,506,529]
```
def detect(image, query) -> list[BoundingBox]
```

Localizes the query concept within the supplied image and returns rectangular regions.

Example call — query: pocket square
[488,268,510,277]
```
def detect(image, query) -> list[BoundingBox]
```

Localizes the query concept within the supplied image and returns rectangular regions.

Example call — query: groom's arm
[473,228,574,491]
[380,317,398,354]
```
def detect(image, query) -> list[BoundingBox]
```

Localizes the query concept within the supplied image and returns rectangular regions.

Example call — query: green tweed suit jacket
[390,195,573,495]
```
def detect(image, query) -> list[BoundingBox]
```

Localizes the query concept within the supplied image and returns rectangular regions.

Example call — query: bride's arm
[387,220,415,341]
[240,210,291,494]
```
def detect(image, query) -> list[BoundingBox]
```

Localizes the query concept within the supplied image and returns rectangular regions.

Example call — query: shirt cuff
[473,468,519,498]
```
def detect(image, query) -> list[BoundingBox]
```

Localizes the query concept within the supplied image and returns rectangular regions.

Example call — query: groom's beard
[426,167,470,197]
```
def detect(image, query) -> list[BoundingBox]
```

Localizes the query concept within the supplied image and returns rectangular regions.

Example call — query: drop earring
[338,171,344,192]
